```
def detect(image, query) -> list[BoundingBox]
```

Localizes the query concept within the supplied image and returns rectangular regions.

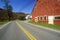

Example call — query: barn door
[48,16,54,24]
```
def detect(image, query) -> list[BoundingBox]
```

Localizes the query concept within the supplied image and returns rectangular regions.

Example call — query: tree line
[0,8,26,21]
[0,0,26,21]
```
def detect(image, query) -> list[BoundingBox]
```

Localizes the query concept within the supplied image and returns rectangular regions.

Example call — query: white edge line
[0,21,11,29]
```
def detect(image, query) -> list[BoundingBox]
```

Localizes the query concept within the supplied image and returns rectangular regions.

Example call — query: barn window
[39,16,42,20]
[55,16,60,20]
[44,16,46,20]
[38,16,40,20]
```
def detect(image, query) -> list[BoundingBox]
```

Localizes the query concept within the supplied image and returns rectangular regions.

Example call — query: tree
[0,0,9,10]
[0,8,9,21]
[3,4,13,11]
[3,5,13,20]
[0,0,13,20]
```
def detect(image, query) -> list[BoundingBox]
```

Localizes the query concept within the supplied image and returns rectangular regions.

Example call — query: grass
[0,20,9,25]
[29,21,60,30]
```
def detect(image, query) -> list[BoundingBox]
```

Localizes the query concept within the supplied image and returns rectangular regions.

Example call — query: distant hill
[14,12,26,20]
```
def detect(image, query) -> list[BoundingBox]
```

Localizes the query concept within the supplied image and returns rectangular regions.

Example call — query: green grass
[29,21,60,30]
[0,20,9,25]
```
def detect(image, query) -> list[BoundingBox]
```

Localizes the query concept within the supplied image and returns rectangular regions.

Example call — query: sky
[0,0,36,14]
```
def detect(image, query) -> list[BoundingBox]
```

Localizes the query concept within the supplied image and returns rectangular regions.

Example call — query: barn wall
[32,0,60,25]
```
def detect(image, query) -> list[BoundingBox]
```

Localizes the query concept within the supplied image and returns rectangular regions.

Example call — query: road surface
[0,20,60,40]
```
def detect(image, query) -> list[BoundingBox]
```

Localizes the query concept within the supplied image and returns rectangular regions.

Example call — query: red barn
[32,0,60,25]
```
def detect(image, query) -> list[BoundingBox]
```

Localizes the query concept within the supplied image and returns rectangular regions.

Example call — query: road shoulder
[23,21,60,33]
[0,21,11,29]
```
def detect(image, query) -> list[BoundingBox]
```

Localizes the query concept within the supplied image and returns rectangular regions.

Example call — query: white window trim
[35,17,38,22]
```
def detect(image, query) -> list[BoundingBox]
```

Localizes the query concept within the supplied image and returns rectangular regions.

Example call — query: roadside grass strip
[29,21,60,30]
[16,21,37,40]
[0,21,9,25]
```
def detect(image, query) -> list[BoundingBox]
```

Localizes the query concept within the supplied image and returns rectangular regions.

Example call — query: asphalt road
[0,20,60,40]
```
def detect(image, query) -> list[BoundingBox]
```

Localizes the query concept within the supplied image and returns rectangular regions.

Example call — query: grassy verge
[0,20,9,25]
[29,21,60,30]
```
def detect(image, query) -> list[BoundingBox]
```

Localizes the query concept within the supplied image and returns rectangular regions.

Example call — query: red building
[32,0,60,25]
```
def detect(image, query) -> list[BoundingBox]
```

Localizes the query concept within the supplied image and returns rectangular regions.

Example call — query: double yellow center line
[16,21,37,40]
